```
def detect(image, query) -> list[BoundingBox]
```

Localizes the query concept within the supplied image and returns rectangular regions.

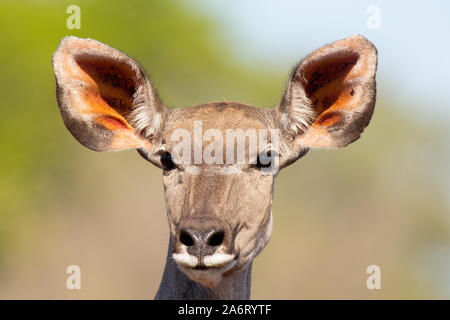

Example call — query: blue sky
[192,0,450,119]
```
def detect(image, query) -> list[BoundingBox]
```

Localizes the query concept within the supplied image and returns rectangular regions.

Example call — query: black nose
[177,217,230,258]
[180,228,225,247]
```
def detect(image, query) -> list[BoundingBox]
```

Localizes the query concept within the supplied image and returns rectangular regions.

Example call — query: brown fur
[52,35,377,299]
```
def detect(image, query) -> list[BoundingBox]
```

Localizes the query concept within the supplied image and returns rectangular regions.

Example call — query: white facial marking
[172,252,198,268]
[203,253,235,267]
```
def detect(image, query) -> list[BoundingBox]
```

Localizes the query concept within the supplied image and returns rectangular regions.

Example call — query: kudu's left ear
[52,36,166,152]
[277,35,377,148]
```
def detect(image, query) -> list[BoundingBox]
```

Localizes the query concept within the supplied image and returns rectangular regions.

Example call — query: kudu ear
[277,35,377,148]
[52,36,166,152]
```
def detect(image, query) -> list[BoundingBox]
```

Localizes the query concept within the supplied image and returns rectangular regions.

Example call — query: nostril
[207,230,225,247]
[179,230,194,246]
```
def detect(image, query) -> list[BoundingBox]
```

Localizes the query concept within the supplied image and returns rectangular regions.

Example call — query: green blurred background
[0,0,449,299]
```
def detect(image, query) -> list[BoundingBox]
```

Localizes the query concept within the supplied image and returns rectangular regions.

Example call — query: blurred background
[0,0,449,299]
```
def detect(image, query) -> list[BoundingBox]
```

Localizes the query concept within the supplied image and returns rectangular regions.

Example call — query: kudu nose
[180,228,225,247]
[177,217,230,259]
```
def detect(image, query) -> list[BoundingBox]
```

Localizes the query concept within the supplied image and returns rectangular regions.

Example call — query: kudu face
[52,35,377,288]
[157,105,279,286]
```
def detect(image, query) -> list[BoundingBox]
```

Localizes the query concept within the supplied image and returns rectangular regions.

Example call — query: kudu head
[53,35,377,288]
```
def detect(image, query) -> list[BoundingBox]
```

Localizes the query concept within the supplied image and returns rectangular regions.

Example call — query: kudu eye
[160,152,176,170]
[256,150,273,169]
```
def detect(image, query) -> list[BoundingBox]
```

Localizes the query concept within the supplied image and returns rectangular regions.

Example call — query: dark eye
[161,152,176,170]
[256,151,272,168]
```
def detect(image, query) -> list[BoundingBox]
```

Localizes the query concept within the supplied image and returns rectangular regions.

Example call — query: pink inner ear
[96,115,129,130]
[298,51,359,117]
[313,111,343,127]
[287,35,377,149]
[74,56,137,116]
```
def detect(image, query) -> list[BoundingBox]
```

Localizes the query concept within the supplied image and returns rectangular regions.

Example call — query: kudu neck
[155,238,252,300]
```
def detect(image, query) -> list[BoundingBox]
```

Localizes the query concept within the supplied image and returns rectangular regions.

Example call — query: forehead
[164,102,271,135]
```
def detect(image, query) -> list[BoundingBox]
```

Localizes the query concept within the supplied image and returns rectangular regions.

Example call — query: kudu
[52,35,377,299]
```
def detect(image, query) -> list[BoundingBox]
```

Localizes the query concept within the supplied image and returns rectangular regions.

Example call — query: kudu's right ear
[277,35,377,149]
[52,36,166,152]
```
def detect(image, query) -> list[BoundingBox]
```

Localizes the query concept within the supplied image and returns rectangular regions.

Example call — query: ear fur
[277,35,377,149]
[52,36,166,151]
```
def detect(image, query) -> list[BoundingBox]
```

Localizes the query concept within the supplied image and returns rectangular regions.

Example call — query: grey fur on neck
[155,238,252,300]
